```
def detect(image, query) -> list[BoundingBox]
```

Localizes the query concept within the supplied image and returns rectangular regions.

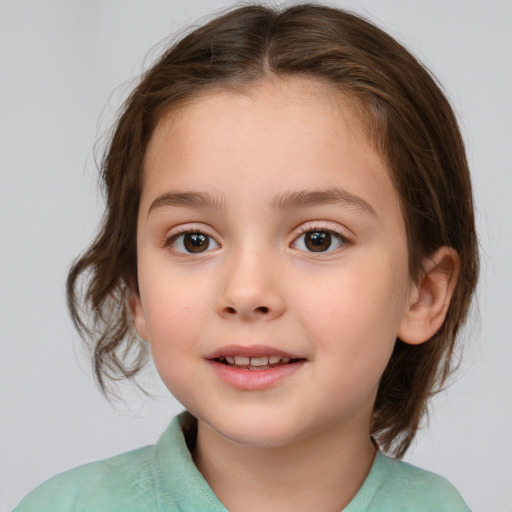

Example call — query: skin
[132,78,458,511]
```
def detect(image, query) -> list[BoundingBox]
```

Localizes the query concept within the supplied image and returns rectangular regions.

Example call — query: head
[68,3,478,457]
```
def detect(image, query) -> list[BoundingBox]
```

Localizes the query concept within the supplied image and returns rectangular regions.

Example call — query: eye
[167,231,220,254]
[292,229,348,253]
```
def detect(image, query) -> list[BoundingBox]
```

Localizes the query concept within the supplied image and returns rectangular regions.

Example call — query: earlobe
[398,247,460,345]
[129,293,149,341]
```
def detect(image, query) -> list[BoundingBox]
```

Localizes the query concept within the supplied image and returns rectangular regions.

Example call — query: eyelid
[295,221,353,240]
[162,224,221,252]
[291,222,353,253]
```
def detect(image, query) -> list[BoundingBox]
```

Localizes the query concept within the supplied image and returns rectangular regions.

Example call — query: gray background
[1,1,511,511]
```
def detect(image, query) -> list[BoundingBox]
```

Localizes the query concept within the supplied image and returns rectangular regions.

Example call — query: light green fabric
[15,411,470,512]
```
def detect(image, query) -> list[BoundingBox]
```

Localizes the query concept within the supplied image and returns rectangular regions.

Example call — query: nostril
[220,305,271,316]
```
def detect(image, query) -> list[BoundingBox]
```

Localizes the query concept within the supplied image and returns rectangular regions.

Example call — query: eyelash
[163,225,352,255]
[163,226,220,254]
[292,225,352,254]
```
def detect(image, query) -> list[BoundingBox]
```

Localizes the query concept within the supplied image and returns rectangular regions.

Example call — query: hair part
[67,3,478,457]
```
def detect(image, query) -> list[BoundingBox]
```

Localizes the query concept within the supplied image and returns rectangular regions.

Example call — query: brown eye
[169,232,219,254]
[183,233,209,253]
[292,229,347,253]
[304,231,332,252]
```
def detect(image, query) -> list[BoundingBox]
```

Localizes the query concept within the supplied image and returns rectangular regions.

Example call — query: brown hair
[67,3,478,457]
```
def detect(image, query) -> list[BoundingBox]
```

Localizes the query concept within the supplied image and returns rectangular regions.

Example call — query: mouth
[214,355,302,370]
[206,345,306,389]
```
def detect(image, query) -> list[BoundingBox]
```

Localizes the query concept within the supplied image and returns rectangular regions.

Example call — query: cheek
[139,258,208,332]
[143,295,207,401]
[296,259,408,358]
[138,273,207,373]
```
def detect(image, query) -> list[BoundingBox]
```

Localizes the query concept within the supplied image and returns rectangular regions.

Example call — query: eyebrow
[270,188,377,216]
[148,191,226,216]
[147,187,376,217]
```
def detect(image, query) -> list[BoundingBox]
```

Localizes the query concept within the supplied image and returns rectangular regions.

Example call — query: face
[133,78,416,449]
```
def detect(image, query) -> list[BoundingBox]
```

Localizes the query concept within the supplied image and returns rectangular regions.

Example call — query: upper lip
[205,344,303,360]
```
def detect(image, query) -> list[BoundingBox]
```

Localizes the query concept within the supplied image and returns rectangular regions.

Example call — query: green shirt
[15,412,470,512]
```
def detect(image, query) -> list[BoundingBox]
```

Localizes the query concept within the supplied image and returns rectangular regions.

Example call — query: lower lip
[208,360,305,390]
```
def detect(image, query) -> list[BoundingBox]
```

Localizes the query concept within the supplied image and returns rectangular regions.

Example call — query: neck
[193,418,376,512]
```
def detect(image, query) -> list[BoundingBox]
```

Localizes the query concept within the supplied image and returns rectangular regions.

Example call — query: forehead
[141,77,400,222]
[144,77,367,169]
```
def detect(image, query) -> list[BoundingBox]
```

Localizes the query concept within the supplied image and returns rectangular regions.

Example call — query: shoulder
[14,446,157,512]
[13,413,217,512]
[367,452,470,511]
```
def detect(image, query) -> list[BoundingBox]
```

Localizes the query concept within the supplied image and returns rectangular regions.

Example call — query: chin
[200,411,311,449]
[221,427,299,448]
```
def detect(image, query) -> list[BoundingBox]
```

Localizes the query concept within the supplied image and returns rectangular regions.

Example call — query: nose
[216,248,286,322]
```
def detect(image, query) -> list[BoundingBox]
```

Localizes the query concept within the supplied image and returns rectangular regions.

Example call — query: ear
[129,292,149,341]
[397,247,460,345]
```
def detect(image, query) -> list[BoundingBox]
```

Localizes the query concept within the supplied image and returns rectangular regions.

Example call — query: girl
[15,4,478,511]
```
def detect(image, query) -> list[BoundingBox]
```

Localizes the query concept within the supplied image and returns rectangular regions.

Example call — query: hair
[67,3,478,457]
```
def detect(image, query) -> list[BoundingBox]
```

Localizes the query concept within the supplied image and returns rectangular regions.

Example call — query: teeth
[221,355,293,367]
[250,356,269,367]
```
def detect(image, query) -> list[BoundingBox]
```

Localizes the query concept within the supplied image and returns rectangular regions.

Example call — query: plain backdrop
[1,1,511,511]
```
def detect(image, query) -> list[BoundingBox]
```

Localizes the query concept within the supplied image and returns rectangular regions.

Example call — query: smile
[207,345,306,390]
[215,355,295,370]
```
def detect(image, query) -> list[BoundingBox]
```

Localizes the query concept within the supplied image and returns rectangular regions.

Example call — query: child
[15,3,478,511]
